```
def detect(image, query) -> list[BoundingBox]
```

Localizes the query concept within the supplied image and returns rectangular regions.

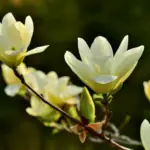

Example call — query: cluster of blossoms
[0,12,150,150]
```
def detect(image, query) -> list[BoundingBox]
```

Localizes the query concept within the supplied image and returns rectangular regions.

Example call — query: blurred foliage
[0,0,150,149]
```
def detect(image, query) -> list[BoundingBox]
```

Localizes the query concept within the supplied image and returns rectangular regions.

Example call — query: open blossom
[1,63,34,96]
[143,81,150,102]
[0,12,49,67]
[140,119,150,150]
[26,70,82,120]
[26,70,83,107]
[65,35,144,93]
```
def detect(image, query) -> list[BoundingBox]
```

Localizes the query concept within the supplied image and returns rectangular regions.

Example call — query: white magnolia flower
[26,70,82,121]
[143,81,150,102]
[26,70,83,107]
[45,71,83,106]
[65,35,144,93]
[0,12,49,67]
[140,119,150,150]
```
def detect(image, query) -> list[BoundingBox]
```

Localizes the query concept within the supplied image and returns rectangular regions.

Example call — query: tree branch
[13,69,130,150]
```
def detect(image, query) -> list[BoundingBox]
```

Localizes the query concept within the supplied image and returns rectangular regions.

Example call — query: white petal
[140,119,150,150]
[25,16,34,46]
[4,84,21,97]
[0,35,8,50]
[78,38,92,62]
[115,35,128,57]
[93,75,118,84]
[90,36,113,57]
[0,23,2,35]
[119,62,137,83]
[2,13,16,32]
[57,76,70,92]
[64,85,83,97]
[112,45,144,78]
[47,71,58,81]
[25,45,49,56]
[64,51,94,82]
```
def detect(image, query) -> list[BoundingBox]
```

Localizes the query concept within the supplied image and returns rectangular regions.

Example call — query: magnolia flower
[26,70,83,107]
[140,119,150,150]
[65,35,144,93]
[1,63,34,96]
[0,12,49,67]
[143,81,150,101]
[26,70,82,121]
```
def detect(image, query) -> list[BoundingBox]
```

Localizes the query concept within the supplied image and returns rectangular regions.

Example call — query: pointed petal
[25,16,34,38]
[64,51,94,85]
[140,119,150,150]
[3,23,23,49]
[115,35,128,56]
[94,75,118,84]
[47,71,58,88]
[25,45,49,56]
[25,16,34,46]
[57,76,70,92]
[118,62,137,83]
[78,38,92,62]
[143,81,150,101]
[91,36,113,57]
[63,85,83,97]
[112,45,144,78]
[4,84,21,97]
[2,13,16,32]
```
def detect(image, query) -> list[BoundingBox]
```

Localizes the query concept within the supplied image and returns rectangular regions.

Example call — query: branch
[103,95,112,130]
[13,69,130,150]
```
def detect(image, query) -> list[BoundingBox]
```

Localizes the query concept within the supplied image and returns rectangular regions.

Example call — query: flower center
[11,46,16,51]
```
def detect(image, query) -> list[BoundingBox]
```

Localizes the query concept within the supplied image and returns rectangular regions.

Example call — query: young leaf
[80,87,95,123]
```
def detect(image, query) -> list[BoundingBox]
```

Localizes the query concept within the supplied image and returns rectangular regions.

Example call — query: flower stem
[13,69,129,150]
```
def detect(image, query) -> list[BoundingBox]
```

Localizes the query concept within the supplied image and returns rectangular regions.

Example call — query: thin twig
[103,95,112,130]
[13,69,130,150]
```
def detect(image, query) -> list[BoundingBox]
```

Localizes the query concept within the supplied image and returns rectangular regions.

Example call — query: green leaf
[80,87,95,123]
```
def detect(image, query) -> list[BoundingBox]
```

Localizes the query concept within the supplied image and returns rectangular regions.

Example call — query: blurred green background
[0,0,150,149]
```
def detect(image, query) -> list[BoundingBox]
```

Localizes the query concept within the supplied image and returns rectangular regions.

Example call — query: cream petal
[93,75,118,84]
[25,16,34,47]
[26,107,37,116]
[115,35,128,57]
[15,22,29,48]
[78,38,92,62]
[57,76,70,92]
[63,85,83,97]
[90,36,113,57]
[140,119,150,150]
[25,70,47,93]
[0,35,9,50]
[4,84,21,97]
[25,45,49,56]
[0,23,2,35]
[143,81,150,101]
[65,51,94,82]
[4,23,23,49]
[119,62,137,83]
[2,13,16,33]
[47,71,58,81]
[112,45,144,78]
